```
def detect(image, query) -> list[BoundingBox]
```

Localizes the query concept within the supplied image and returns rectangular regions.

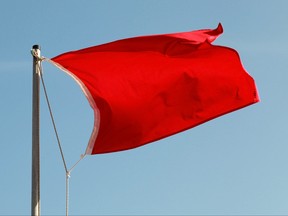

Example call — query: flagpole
[31,45,41,216]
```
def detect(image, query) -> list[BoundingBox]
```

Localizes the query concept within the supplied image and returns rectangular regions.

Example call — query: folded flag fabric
[50,23,259,154]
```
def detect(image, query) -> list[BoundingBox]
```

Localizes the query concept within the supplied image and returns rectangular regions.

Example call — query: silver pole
[31,45,41,216]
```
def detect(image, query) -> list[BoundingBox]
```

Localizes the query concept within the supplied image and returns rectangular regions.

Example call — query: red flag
[50,24,259,154]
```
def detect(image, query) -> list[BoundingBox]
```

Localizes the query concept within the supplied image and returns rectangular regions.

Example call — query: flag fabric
[50,23,259,154]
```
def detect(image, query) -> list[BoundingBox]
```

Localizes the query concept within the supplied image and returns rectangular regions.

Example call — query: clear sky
[1,0,288,215]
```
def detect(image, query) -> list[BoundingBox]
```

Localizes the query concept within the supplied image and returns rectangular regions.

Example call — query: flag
[50,23,259,154]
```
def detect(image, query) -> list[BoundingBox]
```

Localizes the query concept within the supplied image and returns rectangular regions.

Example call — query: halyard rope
[38,62,68,174]
[33,52,86,216]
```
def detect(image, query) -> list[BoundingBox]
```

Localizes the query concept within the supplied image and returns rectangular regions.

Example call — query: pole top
[31,45,42,60]
[32,45,41,50]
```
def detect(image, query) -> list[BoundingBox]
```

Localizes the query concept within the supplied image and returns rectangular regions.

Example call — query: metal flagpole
[31,45,41,216]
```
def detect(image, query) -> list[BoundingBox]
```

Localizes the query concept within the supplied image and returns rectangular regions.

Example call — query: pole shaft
[31,45,41,216]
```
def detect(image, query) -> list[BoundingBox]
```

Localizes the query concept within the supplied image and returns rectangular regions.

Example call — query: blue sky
[1,0,288,215]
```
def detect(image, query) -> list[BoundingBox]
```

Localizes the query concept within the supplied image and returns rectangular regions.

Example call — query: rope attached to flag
[31,50,86,216]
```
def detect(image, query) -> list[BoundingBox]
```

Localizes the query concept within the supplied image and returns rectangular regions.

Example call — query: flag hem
[45,58,99,155]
